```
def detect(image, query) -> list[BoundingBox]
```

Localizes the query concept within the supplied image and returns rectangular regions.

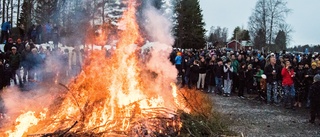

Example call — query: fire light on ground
[1,0,188,136]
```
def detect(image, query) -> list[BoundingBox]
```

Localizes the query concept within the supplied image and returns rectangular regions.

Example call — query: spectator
[45,22,53,42]
[197,56,207,90]
[175,52,182,77]
[4,38,14,53]
[69,46,83,77]
[238,62,247,98]
[8,46,21,86]
[281,60,296,109]
[0,21,11,43]
[189,60,199,89]
[214,58,224,95]
[16,39,25,54]
[309,74,320,124]
[223,59,233,97]
[206,59,216,93]
[36,24,43,44]
[231,54,239,94]
[265,55,282,105]
[246,64,254,94]
[294,62,306,108]
[306,62,319,108]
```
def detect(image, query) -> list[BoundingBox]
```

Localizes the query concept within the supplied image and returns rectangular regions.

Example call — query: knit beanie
[314,74,320,82]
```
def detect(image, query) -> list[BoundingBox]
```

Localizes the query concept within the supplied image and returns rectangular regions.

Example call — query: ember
[1,0,188,137]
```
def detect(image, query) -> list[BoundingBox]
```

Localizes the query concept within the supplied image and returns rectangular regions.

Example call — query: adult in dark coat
[309,74,320,124]
[189,60,199,89]
[264,56,282,105]
[206,60,216,93]
[8,47,21,85]
[214,58,224,94]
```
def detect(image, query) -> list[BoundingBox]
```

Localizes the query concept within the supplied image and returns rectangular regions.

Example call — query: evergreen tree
[34,0,59,24]
[174,0,206,49]
[275,30,286,50]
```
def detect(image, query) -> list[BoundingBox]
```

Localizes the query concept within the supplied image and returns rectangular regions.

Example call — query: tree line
[0,0,295,50]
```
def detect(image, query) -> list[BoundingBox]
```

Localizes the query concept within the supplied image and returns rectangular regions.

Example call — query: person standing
[8,47,21,86]
[214,58,224,95]
[309,74,320,124]
[265,55,282,105]
[175,52,182,77]
[238,62,247,98]
[231,54,239,94]
[197,56,207,90]
[294,62,306,108]
[281,60,296,109]
[223,59,233,97]
[69,46,83,77]
[0,21,11,43]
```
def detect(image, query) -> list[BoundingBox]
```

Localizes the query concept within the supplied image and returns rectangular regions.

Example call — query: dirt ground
[211,94,320,137]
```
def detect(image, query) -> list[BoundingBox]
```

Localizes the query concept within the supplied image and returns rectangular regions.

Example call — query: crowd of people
[171,47,320,124]
[0,37,85,91]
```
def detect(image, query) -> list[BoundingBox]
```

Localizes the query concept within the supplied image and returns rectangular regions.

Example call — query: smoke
[138,1,177,107]
[0,47,72,127]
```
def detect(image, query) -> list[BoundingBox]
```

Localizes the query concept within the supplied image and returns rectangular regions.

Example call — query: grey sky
[199,0,320,47]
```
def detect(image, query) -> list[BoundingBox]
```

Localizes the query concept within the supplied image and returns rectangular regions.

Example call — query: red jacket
[281,67,294,86]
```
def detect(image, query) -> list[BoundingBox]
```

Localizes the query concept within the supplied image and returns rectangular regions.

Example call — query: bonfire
[1,0,190,137]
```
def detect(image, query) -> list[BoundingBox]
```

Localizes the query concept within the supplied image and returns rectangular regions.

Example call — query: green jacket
[231,60,239,73]
[9,53,21,69]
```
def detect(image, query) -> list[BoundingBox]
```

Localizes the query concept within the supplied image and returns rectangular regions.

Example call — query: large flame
[2,0,187,136]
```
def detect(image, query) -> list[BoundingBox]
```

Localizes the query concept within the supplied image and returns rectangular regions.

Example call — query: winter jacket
[310,81,320,105]
[175,55,182,65]
[264,64,282,83]
[294,68,306,87]
[214,64,224,78]
[1,21,11,31]
[198,61,207,74]
[9,53,20,70]
[281,67,294,86]
[223,64,233,80]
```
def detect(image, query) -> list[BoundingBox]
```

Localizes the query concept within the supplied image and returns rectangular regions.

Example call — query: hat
[311,62,317,66]
[314,74,320,82]
[11,47,17,50]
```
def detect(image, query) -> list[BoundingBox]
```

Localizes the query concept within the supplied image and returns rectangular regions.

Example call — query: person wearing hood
[309,74,320,124]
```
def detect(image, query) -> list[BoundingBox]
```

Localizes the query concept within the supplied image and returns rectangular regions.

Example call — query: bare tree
[248,0,291,48]
[2,0,5,23]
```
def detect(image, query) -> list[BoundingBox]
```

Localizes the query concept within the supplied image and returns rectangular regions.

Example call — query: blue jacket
[1,22,11,31]
[175,55,182,65]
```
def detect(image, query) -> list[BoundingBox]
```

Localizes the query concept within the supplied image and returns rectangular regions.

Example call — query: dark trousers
[232,73,239,93]
[238,80,245,96]
[0,30,8,43]
[310,102,320,122]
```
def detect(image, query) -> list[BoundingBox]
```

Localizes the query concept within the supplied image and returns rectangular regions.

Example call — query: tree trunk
[17,0,20,24]
[6,0,9,22]
[10,0,13,26]
[2,0,5,23]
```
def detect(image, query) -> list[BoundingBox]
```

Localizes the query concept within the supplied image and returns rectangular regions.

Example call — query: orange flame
[3,0,187,136]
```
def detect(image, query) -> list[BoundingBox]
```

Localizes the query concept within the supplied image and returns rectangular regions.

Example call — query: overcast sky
[199,0,320,47]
